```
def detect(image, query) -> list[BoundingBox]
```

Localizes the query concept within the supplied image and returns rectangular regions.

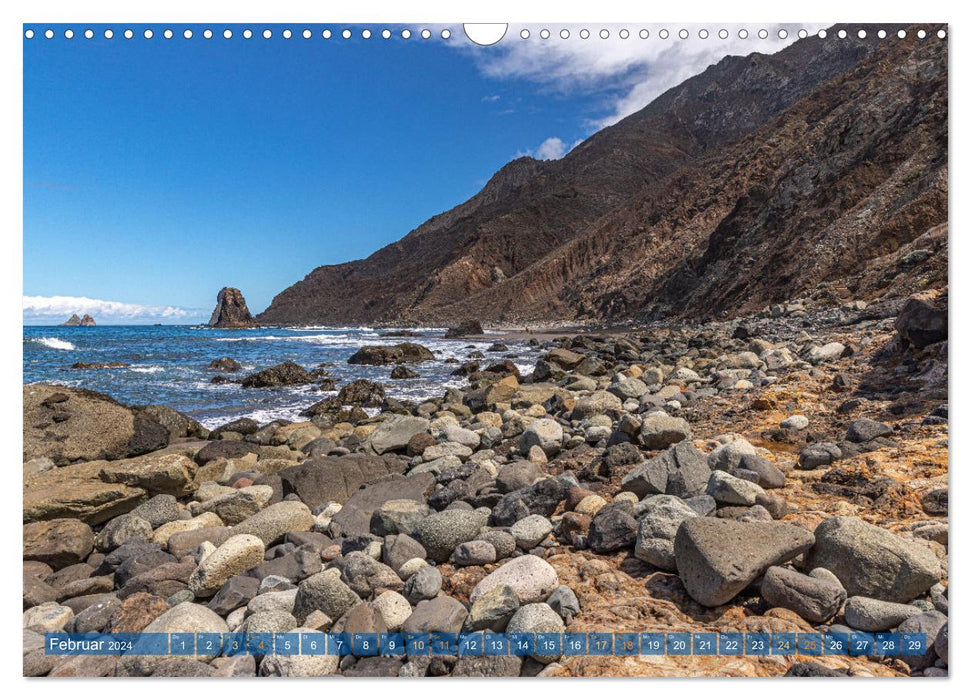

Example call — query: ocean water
[23,325,540,429]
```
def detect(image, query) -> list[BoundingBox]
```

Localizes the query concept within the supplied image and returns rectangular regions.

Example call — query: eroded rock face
[208,287,257,329]
[23,385,169,465]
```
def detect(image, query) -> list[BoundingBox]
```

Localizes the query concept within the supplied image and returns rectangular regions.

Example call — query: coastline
[22,295,949,677]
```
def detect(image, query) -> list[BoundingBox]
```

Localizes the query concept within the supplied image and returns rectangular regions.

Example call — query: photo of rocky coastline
[22,23,948,679]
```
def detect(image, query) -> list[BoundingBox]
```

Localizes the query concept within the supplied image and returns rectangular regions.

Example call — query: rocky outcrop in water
[208,288,257,329]
[61,314,96,327]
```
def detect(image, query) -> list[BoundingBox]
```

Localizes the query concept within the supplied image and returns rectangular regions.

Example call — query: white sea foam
[30,337,76,350]
[130,365,164,374]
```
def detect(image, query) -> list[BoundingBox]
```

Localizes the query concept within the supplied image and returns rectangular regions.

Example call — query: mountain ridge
[257,26,945,326]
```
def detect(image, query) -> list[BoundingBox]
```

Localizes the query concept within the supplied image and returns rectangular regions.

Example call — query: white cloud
[534,137,568,160]
[481,94,501,102]
[464,24,817,130]
[23,295,200,324]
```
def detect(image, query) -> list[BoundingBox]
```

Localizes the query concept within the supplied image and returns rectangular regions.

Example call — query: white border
[3,0,959,697]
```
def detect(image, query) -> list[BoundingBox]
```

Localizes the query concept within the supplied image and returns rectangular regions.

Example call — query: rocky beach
[22,290,948,677]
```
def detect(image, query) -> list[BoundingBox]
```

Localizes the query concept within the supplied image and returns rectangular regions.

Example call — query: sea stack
[208,287,258,329]
[61,313,96,326]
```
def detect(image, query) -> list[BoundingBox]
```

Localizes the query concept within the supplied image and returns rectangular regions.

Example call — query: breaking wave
[29,337,75,350]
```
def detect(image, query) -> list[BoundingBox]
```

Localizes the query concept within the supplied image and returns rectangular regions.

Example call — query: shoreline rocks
[21,299,949,677]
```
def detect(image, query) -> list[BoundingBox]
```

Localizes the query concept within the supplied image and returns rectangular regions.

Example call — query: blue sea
[23,326,540,429]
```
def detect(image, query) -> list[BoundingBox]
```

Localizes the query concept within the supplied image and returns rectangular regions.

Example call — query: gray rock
[292,570,362,623]
[846,419,893,443]
[935,622,948,665]
[843,596,923,632]
[403,567,442,605]
[23,601,74,632]
[241,609,298,634]
[382,533,427,575]
[496,461,545,493]
[95,514,154,552]
[608,375,649,401]
[572,391,622,420]
[208,575,259,616]
[464,584,520,632]
[451,540,497,567]
[131,494,180,528]
[546,586,580,623]
[780,415,809,430]
[639,413,691,450]
[805,516,941,602]
[519,419,563,457]
[674,518,815,607]
[588,504,637,553]
[478,530,517,560]
[760,566,845,623]
[370,499,431,537]
[707,470,765,506]
[188,534,265,596]
[707,438,757,472]
[416,509,483,562]
[231,501,314,547]
[798,442,842,470]
[470,554,558,605]
[337,551,402,599]
[401,595,468,633]
[195,486,273,525]
[893,611,947,671]
[621,442,710,499]
[738,454,786,489]
[633,495,698,571]
[367,415,431,455]
[807,342,845,364]
[506,603,564,663]
[510,514,553,550]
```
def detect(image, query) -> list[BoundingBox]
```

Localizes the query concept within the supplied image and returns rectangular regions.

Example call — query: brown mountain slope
[257,29,881,325]
[426,30,947,323]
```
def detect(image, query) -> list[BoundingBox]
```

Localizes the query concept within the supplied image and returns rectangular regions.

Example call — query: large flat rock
[24,385,168,464]
[24,461,146,525]
[279,454,408,509]
[674,517,815,607]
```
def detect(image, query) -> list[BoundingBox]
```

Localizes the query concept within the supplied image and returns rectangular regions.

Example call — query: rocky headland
[23,291,948,677]
[208,288,258,330]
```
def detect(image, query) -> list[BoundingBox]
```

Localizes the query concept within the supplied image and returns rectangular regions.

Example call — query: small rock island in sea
[60,313,96,327]
[208,287,258,329]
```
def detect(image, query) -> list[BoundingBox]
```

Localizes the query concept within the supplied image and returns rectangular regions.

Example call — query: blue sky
[23,23,800,324]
